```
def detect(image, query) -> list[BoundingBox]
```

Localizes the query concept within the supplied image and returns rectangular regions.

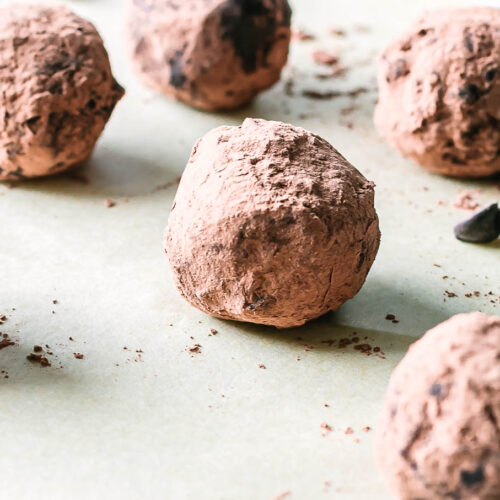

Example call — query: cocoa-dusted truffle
[127,0,291,111]
[375,8,500,178]
[374,313,500,500]
[0,5,124,181]
[164,118,380,328]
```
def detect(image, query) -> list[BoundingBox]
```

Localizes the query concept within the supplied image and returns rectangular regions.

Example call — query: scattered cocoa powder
[0,334,15,350]
[188,343,201,354]
[292,29,314,41]
[273,491,291,500]
[302,89,341,99]
[73,353,84,359]
[453,189,481,210]
[329,27,346,37]
[312,50,339,66]
[27,353,51,367]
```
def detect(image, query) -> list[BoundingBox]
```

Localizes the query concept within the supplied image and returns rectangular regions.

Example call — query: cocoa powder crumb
[210,328,218,335]
[344,427,354,435]
[292,29,315,41]
[312,50,339,66]
[302,89,341,100]
[188,343,201,353]
[33,345,42,352]
[104,199,116,208]
[0,335,15,350]
[362,426,371,432]
[258,364,266,369]
[453,189,481,210]
[320,422,332,432]
[273,491,291,500]
[73,353,84,359]
[27,353,51,367]
[329,27,346,36]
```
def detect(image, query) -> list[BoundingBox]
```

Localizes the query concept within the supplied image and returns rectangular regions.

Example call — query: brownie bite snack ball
[375,8,500,178]
[0,5,124,181]
[375,313,500,500]
[127,0,291,111]
[164,119,380,328]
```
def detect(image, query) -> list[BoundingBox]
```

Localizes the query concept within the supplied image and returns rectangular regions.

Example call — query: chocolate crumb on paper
[312,50,339,66]
[272,491,291,500]
[0,334,15,350]
[27,353,51,367]
[453,190,482,210]
[292,29,314,41]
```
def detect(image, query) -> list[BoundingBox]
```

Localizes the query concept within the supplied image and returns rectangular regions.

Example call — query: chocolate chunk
[454,203,500,243]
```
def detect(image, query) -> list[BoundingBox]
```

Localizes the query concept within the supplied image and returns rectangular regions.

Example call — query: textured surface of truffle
[164,118,380,328]
[0,4,124,180]
[127,0,291,111]
[375,8,500,178]
[374,312,500,500]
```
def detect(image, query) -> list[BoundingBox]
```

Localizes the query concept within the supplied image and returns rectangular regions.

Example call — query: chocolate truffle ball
[375,8,500,178]
[0,5,124,181]
[375,313,500,500]
[164,119,380,328]
[127,0,291,111]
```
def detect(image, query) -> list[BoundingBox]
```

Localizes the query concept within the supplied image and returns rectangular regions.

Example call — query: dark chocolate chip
[461,466,484,487]
[454,203,500,244]
[458,84,481,104]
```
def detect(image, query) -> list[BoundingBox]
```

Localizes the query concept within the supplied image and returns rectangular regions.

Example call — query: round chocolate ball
[127,0,291,111]
[374,313,500,499]
[0,5,124,181]
[375,8,500,178]
[164,119,380,328]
